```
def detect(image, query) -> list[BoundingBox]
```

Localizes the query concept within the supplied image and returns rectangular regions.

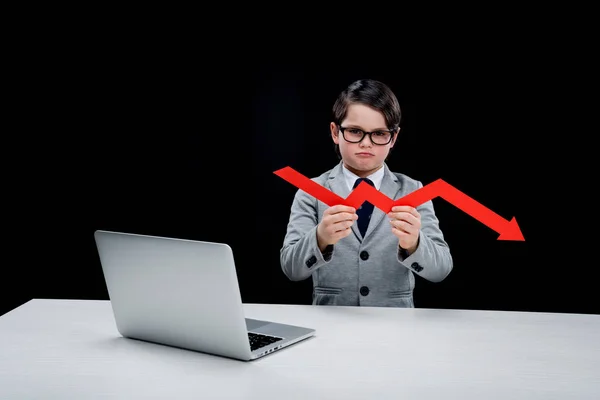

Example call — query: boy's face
[330,103,397,177]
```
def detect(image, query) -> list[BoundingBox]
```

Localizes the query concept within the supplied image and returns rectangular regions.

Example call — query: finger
[391,206,420,218]
[393,228,412,239]
[390,206,420,220]
[332,220,354,233]
[328,212,358,224]
[390,219,417,235]
[334,227,353,239]
[331,225,353,238]
[391,226,411,241]
[389,211,420,226]
[327,205,357,215]
[329,216,355,231]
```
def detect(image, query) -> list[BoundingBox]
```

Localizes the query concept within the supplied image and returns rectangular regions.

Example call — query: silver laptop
[94,230,315,361]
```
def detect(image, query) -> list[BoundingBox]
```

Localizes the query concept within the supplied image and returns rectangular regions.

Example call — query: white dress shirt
[341,164,385,192]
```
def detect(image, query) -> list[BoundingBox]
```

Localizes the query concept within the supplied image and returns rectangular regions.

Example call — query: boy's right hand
[316,205,358,251]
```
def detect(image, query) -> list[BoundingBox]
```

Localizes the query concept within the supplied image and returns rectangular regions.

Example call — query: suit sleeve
[397,180,454,282]
[280,187,334,281]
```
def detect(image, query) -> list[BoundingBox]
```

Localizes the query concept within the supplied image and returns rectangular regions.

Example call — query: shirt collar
[342,163,385,191]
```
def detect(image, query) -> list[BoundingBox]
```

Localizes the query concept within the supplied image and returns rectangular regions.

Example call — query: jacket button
[360,286,369,296]
[360,251,369,260]
[411,262,423,272]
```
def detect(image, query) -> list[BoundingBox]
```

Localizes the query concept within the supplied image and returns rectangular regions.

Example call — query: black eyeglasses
[338,125,397,145]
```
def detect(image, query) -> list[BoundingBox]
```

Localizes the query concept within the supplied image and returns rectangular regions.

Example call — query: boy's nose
[359,137,372,147]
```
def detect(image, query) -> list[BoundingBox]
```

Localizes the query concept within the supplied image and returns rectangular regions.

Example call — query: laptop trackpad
[246,318,269,331]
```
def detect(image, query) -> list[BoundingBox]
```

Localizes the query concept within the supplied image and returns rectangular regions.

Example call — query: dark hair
[332,79,402,159]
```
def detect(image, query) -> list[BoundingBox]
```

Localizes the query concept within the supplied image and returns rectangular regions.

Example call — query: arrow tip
[497,217,525,241]
[273,166,290,176]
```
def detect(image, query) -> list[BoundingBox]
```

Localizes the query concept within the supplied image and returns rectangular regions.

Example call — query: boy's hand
[388,206,421,254]
[316,205,358,251]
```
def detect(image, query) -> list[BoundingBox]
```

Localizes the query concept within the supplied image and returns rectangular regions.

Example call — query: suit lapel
[363,164,402,240]
[326,162,351,199]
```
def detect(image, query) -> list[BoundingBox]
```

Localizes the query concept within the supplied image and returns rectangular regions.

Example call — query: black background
[3,56,591,317]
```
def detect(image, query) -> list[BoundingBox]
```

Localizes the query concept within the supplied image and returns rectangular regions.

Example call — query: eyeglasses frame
[337,125,398,145]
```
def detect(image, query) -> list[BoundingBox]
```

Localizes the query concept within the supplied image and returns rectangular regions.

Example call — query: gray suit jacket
[280,162,453,308]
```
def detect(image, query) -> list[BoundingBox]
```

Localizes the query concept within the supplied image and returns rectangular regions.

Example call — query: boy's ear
[330,122,339,144]
[391,127,401,146]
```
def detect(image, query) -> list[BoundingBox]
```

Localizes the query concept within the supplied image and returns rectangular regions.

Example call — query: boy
[280,79,453,307]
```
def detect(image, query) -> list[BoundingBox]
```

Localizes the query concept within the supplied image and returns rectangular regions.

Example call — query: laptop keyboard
[248,332,282,351]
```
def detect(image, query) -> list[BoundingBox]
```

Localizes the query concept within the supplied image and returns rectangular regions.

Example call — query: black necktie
[353,178,375,237]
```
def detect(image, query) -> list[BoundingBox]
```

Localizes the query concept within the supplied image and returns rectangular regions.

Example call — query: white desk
[1,299,599,399]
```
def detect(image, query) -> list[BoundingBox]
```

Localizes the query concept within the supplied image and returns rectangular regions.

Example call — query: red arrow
[274,166,524,241]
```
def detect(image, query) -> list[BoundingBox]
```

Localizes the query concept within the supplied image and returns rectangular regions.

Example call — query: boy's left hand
[388,206,421,253]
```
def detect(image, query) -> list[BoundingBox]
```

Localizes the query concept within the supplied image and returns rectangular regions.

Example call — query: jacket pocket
[386,291,414,308]
[314,286,343,295]
[313,286,342,306]
[388,290,411,298]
